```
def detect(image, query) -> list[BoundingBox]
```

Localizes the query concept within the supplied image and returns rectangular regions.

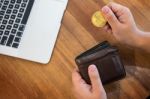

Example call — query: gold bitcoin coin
[91,11,107,27]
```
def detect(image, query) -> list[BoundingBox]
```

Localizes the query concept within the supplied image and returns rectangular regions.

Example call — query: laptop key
[16,31,23,37]
[18,25,25,31]
[16,0,21,3]
[0,16,3,21]
[0,36,8,45]
[4,1,9,5]
[4,30,10,35]
[6,35,14,46]
[12,43,19,48]
[0,25,5,29]
[13,24,18,28]
[11,15,16,19]
[2,6,7,10]
[8,4,14,9]
[0,11,5,15]
[15,4,19,9]
[2,20,7,24]
[9,20,14,24]
[19,8,24,13]
[15,18,21,23]
[21,3,26,7]
[6,9,12,14]
[11,29,17,34]
[0,30,3,35]
[14,37,20,42]
[11,0,15,4]
[6,25,12,30]
[4,15,9,19]
[17,13,22,18]
[13,9,18,14]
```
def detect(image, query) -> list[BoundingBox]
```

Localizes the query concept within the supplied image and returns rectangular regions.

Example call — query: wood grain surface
[0,0,150,99]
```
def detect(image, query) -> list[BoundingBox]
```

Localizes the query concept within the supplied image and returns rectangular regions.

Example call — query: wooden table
[0,0,150,99]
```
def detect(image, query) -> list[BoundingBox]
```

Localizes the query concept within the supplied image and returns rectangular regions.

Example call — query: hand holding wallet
[75,41,126,85]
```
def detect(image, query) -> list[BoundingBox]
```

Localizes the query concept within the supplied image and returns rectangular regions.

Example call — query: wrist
[133,29,145,49]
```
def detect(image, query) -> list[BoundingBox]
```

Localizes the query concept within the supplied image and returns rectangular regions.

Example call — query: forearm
[135,30,150,53]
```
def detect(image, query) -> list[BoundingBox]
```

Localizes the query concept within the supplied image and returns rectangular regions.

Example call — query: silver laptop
[0,0,68,64]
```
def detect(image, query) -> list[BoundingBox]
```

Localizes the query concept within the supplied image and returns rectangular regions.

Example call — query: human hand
[101,2,141,47]
[72,65,107,99]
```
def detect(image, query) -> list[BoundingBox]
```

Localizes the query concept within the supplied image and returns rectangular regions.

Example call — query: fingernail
[89,65,97,72]
[102,6,109,14]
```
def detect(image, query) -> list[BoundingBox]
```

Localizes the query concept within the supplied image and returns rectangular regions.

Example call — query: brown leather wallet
[75,41,126,85]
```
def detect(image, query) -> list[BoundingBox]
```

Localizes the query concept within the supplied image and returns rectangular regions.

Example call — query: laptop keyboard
[0,0,34,48]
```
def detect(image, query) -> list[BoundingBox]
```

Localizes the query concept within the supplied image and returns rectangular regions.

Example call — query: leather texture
[75,41,126,85]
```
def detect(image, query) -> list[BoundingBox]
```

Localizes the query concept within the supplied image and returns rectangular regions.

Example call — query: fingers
[102,5,120,29]
[103,24,112,34]
[88,65,104,93]
[107,2,125,16]
[72,69,86,87]
[107,2,132,23]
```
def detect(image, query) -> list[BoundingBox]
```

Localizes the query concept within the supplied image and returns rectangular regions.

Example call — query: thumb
[102,6,120,29]
[88,65,104,93]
